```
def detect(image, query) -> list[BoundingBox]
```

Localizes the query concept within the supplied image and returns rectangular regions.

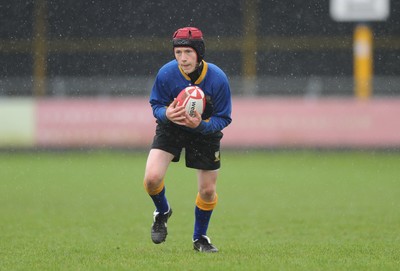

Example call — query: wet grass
[0,150,399,270]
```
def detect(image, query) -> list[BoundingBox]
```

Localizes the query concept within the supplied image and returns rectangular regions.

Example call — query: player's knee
[143,173,164,195]
[198,186,216,201]
[144,171,162,185]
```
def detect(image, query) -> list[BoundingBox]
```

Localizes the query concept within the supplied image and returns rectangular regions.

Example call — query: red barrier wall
[35,97,400,148]
[223,97,400,148]
[36,98,155,148]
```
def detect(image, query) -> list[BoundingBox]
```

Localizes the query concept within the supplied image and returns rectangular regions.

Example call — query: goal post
[330,0,390,99]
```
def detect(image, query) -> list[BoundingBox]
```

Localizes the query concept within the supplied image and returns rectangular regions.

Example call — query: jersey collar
[178,60,208,85]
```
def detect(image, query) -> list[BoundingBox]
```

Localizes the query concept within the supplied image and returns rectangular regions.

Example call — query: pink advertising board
[223,97,400,148]
[36,97,400,148]
[36,98,155,147]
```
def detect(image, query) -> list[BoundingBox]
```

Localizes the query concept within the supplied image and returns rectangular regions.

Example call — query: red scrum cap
[172,27,205,63]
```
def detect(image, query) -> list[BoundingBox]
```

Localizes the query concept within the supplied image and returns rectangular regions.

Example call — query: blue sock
[149,187,169,214]
[193,206,213,240]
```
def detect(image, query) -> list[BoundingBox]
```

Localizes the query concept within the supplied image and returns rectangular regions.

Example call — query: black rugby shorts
[151,123,223,170]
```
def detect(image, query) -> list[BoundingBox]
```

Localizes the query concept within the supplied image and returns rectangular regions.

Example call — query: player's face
[174,47,198,74]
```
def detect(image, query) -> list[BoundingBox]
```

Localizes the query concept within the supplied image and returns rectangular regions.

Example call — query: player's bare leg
[193,169,219,252]
[144,149,174,244]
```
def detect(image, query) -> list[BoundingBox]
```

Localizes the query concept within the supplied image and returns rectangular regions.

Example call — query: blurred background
[1,0,400,149]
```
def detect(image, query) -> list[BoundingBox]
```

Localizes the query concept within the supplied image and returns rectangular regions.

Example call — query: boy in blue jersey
[143,27,232,252]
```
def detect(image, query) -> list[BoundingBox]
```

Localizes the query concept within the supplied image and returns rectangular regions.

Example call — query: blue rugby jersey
[149,60,232,135]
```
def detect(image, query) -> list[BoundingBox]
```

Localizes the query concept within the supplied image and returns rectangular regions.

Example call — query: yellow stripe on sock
[144,179,165,196]
[196,192,218,211]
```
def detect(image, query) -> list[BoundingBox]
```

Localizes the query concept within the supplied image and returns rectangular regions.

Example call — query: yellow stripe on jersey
[194,61,208,84]
[196,192,218,211]
[178,65,191,80]
[178,60,208,85]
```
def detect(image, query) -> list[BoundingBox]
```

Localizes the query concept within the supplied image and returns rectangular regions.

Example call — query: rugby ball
[176,86,206,116]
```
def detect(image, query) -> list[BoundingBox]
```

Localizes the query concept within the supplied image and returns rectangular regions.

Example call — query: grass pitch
[0,150,399,270]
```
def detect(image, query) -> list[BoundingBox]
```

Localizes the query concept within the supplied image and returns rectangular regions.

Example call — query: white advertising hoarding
[330,0,390,21]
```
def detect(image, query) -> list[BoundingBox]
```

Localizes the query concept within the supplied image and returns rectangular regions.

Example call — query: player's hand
[183,110,202,128]
[166,99,186,125]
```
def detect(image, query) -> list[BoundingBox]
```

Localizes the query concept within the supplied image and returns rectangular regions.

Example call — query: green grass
[0,150,399,270]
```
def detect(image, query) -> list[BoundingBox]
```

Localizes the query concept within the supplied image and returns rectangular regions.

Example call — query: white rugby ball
[176,86,206,116]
